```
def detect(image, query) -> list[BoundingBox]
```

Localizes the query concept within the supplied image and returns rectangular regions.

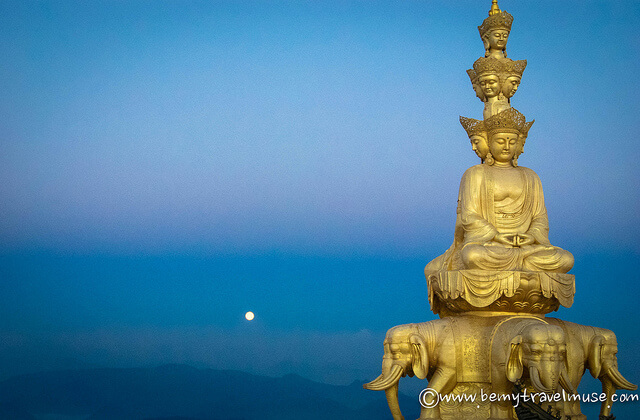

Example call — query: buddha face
[472,82,485,101]
[489,131,519,163]
[478,74,500,98]
[485,29,509,51]
[502,76,521,98]
[517,133,527,156]
[470,134,489,159]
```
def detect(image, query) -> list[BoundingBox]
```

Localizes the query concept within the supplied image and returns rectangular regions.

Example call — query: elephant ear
[506,335,523,383]
[409,334,428,380]
[588,335,605,379]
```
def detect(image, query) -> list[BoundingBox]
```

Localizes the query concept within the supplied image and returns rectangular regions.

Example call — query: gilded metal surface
[428,270,574,316]
[364,1,637,419]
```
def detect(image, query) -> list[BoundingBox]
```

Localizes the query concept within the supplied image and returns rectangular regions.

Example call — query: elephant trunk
[385,382,405,420]
[605,364,638,391]
[600,378,615,417]
[529,366,552,394]
[363,364,404,391]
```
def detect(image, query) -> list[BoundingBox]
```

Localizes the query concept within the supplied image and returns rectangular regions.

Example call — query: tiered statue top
[466,0,527,120]
[424,1,575,316]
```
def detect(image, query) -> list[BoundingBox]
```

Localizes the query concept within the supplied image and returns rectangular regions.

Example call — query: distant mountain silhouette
[0,364,419,420]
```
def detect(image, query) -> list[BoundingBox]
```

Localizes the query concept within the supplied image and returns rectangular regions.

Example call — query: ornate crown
[484,107,526,134]
[521,119,535,136]
[504,59,527,78]
[478,1,513,38]
[472,57,505,76]
[460,116,486,137]
[466,69,477,83]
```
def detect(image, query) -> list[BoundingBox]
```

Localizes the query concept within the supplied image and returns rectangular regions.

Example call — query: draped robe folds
[425,164,573,277]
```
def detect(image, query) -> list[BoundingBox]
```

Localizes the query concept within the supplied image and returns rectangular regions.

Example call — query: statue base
[427,270,575,317]
[364,314,636,420]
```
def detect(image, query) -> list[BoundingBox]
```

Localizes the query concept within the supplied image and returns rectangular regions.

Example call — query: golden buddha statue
[366,3,636,419]
[426,108,573,280]
[460,109,573,272]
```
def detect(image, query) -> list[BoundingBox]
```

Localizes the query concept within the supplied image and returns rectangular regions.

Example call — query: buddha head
[483,108,528,166]
[466,69,485,101]
[502,60,527,99]
[479,74,501,98]
[502,76,520,98]
[517,119,535,159]
[478,0,513,59]
[471,58,506,100]
[485,29,509,54]
[471,134,490,161]
[488,130,519,165]
[460,116,489,161]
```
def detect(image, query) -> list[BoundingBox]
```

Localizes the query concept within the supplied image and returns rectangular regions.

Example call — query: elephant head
[588,332,637,390]
[585,330,637,417]
[363,324,429,420]
[506,324,575,394]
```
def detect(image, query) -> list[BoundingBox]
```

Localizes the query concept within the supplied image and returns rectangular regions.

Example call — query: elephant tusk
[529,366,551,394]
[363,373,384,390]
[606,366,638,391]
[363,365,404,391]
[558,369,576,395]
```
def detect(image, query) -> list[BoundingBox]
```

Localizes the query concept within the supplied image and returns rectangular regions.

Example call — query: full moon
[245,311,255,321]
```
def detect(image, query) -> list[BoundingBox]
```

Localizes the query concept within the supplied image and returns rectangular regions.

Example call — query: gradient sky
[1,0,639,413]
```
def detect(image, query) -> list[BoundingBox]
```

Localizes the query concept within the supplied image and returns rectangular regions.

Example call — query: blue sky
[0,0,639,412]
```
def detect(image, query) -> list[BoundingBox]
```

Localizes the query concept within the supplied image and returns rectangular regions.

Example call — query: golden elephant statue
[364,316,576,420]
[546,318,637,419]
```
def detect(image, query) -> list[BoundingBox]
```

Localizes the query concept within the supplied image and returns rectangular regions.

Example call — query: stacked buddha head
[459,116,488,162]
[466,0,527,120]
[460,110,533,166]
[467,58,527,119]
[478,0,513,60]
[502,59,527,99]
[483,107,529,167]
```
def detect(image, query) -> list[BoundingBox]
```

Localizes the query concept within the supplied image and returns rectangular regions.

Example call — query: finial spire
[488,0,501,16]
